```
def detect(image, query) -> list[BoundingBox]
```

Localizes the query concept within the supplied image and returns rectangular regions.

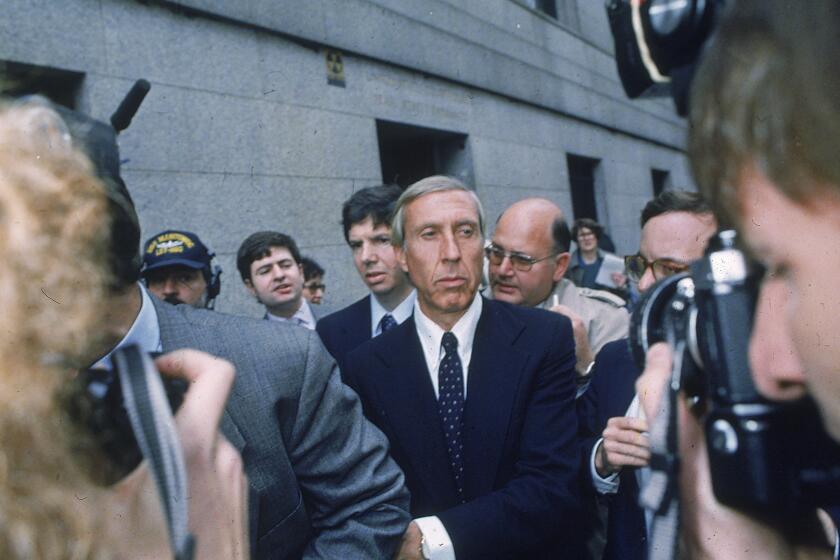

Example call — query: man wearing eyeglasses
[488,198,629,382]
[301,256,326,305]
[577,190,716,560]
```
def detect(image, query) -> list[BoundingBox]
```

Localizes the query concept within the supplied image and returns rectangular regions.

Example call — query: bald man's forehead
[494,207,555,253]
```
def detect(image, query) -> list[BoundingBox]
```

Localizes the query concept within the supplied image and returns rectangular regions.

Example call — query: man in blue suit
[317,184,415,372]
[343,176,583,559]
[578,191,716,560]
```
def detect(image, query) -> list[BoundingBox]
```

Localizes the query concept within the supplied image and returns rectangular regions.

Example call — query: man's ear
[553,252,571,282]
[395,243,410,274]
[243,277,257,297]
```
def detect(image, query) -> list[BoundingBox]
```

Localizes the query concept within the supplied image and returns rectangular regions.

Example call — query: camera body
[606,0,726,115]
[630,230,840,514]
[66,347,187,483]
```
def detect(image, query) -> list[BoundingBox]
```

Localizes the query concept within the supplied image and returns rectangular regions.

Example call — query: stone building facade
[2,0,691,316]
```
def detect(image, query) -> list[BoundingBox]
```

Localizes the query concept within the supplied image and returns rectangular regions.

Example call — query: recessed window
[651,168,671,197]
[519,0,580,30]
[376,120,473,189]
[0,61,84,109]
[567,154,601,220]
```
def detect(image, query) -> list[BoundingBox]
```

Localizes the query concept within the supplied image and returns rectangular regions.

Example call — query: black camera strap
[639,340,685,560]
[113,346,195,560]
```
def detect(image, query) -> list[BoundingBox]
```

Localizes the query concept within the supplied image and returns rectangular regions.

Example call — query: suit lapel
[373,317,459,503]
[153,298,247,456]
[341,295,372,351]
[462,300,529,498]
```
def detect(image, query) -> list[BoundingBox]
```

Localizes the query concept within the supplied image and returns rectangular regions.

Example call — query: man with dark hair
[300,256,326,305]
[141,229,221,308]
[635,1,840,557]
[237,231,316,329]
[344,176,584,559]
[578,190,716,560]
[317,184,415,372]
[63,110,410,557]
[488,198,628,380]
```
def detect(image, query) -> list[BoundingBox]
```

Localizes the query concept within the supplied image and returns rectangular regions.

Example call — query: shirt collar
[414,292,483,365]
[266,299,316,330]
[370,289,417,336]
[94,283,162,369]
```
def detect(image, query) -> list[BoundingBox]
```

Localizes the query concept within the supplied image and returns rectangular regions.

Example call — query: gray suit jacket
[153,297,410,559]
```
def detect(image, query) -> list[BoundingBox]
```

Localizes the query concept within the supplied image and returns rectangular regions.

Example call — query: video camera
[629,230,840,515]
[606,0,726,116]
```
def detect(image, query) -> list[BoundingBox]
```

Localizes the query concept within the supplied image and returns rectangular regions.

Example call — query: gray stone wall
[2,0,692,317]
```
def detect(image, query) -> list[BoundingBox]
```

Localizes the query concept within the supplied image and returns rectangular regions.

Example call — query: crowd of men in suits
[10,1,840,557]
[137,158,720,559]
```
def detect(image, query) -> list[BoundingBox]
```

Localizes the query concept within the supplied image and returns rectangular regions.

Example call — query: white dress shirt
[266,299,317,330]
[412,294,483,560]
[370,290,416,337]
[93,284,162,369]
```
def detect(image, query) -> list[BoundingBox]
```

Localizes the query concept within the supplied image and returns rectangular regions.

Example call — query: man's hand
[636,343,833,559]
[611,272,628,289]
[393,521,425,560]
[548,303,594,375]
[105,350,249,560]
[594,416,650,477]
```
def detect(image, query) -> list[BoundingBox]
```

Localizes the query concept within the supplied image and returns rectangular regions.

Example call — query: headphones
[204,255,222,308]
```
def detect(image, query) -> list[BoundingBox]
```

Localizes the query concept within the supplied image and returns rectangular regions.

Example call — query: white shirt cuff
[590,438,620,494]
[415,516,455,560]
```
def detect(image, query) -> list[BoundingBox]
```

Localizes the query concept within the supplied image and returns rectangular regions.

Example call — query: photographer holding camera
[0,99,247,558]
[633,1,840,557]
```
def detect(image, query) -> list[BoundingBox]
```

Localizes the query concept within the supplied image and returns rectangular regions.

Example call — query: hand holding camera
[103,349,248,560]
[637,343,835,558]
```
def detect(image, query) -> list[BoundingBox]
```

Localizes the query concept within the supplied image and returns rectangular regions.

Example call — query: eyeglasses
[624,254,690,282]
[485,244,556,272]
[304,282,326,292]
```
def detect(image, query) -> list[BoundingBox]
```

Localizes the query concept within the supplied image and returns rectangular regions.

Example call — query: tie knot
[442,331,458,354]
[379,313,397,333]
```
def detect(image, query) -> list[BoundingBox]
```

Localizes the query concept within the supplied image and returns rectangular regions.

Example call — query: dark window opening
[651,168,671,197]
[567,154,600,221]
[0,61,84,109]
[536,0,558,18]
[520,0,579,29]
[376,120,473,189]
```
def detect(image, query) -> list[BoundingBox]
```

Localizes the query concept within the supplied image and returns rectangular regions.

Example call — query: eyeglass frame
[484,243,559,272]
[303,281,326,292]
[623,253,690,282]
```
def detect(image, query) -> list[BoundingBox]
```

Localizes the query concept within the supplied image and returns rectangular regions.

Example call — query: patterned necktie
[378,313,398,334]
[438,331,466,502]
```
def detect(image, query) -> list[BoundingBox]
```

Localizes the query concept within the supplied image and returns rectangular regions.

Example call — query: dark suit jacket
[343,298,584,559]
[153,297,410,559]
[316,295,371,373]
[578,338,647,560]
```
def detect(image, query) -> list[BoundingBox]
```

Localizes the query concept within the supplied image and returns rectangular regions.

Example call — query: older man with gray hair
[343,175,585,560]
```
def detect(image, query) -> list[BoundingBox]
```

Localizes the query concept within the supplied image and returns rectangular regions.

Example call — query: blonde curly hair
[0,99,115,558]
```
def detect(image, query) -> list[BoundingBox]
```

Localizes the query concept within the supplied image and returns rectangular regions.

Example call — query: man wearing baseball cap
[141,229,221,308]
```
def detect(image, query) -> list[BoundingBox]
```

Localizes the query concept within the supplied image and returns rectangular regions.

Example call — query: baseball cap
[141,230,213,274]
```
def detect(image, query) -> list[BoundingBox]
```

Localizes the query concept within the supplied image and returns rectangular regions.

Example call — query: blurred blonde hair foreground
[0,99,114,558]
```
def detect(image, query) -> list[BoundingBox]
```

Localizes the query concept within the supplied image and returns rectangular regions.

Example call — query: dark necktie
[378,313,397,334]
[439,331,466,501]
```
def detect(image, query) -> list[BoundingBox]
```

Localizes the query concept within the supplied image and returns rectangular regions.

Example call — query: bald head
[490,198,571,307]
[497,198,570,253]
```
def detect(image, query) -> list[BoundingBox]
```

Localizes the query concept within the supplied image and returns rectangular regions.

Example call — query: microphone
[110,79,151,133]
